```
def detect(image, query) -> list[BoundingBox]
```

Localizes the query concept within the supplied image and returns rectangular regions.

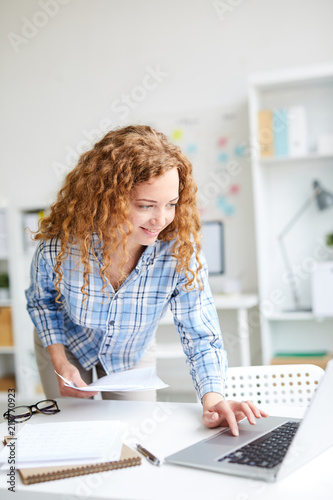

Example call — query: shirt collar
[91,233,159,265]
[141,242,158,265]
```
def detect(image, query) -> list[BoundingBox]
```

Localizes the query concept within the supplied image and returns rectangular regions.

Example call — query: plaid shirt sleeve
[168,254,227,400]
[25,240,66,346]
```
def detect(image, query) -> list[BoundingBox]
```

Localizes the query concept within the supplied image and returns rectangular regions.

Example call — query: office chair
[225,364,324,407]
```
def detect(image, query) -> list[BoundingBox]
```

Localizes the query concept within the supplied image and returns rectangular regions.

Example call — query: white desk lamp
[278,180,333,311]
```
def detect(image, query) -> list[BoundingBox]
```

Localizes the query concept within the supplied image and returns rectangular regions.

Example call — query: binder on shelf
[258,110,274,157]
[22,209,44,255]
[0,211,6,233]
[288,105,307,157]
[311,261,333,316]
[317,133,333,155]
[273,108,289,156]
[0,211,8,258]
[0,375,16,391]
[0,306,13,346]
[18,444,141,485]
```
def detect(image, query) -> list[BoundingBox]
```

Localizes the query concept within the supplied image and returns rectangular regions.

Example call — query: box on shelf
[258,110,274,157]
[311,261,333,317]
[0,375,16,392]
[0,211,8,258]
[22,209,44,255]
[271,352,332,370]
[273,108,289,157]
[288,105,307,157]
[0,307,13,346]
[317,133,333,155]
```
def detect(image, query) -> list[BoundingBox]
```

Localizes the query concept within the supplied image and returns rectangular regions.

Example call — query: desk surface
[1,399,332,500]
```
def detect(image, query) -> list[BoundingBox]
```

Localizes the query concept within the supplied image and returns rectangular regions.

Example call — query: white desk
[158,293,258,366]
[1,399,332,500]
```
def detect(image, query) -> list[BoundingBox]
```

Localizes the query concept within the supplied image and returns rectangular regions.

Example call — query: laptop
[165,360,333,482]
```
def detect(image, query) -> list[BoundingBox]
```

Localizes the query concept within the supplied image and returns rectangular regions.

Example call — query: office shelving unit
[0,208,16,400]
[248,63,333,365]
[5,205,45,400]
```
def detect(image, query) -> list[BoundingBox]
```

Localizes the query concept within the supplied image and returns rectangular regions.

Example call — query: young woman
[26,125,267,435]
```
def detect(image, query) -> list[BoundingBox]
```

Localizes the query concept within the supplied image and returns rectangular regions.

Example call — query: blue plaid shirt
[25,236,227,399]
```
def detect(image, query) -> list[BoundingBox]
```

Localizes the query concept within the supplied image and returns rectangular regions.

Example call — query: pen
[136,444,161,466]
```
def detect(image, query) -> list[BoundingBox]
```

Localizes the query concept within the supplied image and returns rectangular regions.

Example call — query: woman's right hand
[56,362,98,398]
[47,343,98,398]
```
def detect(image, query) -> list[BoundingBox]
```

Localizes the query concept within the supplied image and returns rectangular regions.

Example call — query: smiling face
[127,168,179,252]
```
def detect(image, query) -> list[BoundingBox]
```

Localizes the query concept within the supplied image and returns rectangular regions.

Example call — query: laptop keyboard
[218,421,300,469]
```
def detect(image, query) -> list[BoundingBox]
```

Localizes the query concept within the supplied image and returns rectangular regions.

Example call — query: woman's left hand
[202,393,269,436]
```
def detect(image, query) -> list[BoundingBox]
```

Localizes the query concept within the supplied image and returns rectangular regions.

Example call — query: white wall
[1,0,332,292]
[1,0,332,365]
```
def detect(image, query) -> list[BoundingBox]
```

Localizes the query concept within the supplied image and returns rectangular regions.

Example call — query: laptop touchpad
[207,422,274,458]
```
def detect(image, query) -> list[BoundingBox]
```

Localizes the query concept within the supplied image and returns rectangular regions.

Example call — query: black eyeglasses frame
[3,399,60,423]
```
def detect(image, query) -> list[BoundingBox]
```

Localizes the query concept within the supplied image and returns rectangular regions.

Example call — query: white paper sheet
[56,366,169,392]
[0,420,126,469]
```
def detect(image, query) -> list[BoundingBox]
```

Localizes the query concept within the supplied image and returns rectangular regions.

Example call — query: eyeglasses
[3,399,60,423]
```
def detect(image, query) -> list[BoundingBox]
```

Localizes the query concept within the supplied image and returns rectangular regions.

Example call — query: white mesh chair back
[225,364,324,407]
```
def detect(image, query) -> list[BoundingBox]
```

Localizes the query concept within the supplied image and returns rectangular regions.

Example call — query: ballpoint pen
[136,444,161,466]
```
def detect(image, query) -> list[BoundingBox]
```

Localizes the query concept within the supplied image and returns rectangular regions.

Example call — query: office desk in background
[158,293,258,366]
[1,398,332,500]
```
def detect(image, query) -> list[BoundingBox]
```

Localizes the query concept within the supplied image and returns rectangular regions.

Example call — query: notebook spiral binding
[18,445,141,485]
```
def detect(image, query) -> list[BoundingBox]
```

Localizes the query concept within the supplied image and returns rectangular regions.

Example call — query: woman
[26,125,267,435]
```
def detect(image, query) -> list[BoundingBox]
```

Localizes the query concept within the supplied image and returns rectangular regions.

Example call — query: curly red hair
[35,125,202,302]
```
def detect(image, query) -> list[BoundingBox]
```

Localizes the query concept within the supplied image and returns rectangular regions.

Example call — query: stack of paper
[56,366,169,392]
[0,420,126,469]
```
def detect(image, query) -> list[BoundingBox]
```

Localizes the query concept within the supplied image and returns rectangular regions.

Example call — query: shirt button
[109,320,115,326]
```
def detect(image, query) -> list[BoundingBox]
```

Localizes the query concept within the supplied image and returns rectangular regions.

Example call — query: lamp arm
[278,238,301,309]
[278,193,315,240]
[277,193,315,310]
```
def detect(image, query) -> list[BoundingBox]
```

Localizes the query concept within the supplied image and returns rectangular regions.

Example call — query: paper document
[55,366,168,392]
[0,420,126,469]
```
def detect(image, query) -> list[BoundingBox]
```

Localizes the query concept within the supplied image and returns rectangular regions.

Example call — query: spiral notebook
[18,444,141,485]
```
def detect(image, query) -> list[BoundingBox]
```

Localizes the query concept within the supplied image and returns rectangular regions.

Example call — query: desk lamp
[278,180,333,311]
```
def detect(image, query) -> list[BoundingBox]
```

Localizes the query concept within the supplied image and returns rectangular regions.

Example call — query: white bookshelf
[0,299,11,308]
[260,152,333,165]
[6,205,45,400]
[248,63,333,364]
[158,293,258,367]
[0,208,16,399]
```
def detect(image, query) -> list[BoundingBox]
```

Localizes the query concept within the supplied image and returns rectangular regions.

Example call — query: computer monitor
[200,221,224,275]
